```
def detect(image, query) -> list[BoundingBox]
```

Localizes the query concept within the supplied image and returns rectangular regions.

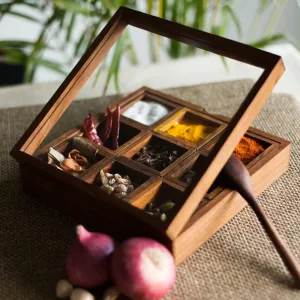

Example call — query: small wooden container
[10,7,289,264]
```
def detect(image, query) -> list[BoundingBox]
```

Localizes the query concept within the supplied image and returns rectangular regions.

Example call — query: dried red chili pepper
[83,113,102,145]
[99,106,113,143]
[111,105,120,150]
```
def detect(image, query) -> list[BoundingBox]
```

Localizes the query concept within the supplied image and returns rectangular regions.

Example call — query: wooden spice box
[10,7,290,264]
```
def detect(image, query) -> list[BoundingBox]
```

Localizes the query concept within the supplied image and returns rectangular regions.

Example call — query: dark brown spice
[133,144,181,171]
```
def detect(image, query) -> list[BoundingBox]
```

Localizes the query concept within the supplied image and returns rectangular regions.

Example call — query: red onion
[66,225,116,288]
[111,237,176,300]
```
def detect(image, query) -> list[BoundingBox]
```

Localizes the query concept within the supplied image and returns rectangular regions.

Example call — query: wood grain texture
[174,142,291,264]
[124,8,280,68]
[9,5,289,264]
[165,124,280,190]
[11,6,282,157]
[11,85,291,264]
[166,58,285,240]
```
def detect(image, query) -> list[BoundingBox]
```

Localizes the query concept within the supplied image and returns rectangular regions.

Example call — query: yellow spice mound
[166,121,216,144]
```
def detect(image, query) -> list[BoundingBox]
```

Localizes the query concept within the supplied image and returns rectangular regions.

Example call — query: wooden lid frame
[10,7,285,240]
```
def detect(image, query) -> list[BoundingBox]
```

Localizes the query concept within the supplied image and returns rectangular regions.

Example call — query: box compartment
[121,90,181,129]
[34,134,112,178]
[118,131,194,176]
[82,156,159,204]
[154,108,226,148]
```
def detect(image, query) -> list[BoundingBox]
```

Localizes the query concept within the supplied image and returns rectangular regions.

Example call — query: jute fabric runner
[1,80,300,300]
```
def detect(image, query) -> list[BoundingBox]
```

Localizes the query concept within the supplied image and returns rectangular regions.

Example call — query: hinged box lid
[10,7,285,240]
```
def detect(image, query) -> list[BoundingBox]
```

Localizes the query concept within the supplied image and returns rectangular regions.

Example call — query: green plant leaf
[125,31,138,65]
[181,0,188,26]
[103,35,125,95]
[249,34,286,48]
[113,65,120,93]
[264,0,287,36]
[1,48,27,65]
[53,0,97,16]
[0,1,42,10]
[223,5,242,38]
[0,10,41,23]
[59,10,66,29]
[102,0,114,10]
[161,0,167,19]
[147,0,153,14]
[211,25,220,35]
[34,58,67,75]
[210,0,221,34]
[92,56,107,88]
[0,1,12,22]
[92,65,104,88]
[192,0,205,30]
[115,0,125,8]
[23,11,58,83]
[220,56,229,71]
[158,0,164,19]
[66,13,76,43]
[24,33,45,83]
[149,33,157,62]
[168,0,181,58]
[154,0,166,60]
[86,0,92,14]
[74,31,88,58]
[259,0,272,13]
[171,0,179,23]
[0,40,56,54]
[218,5,229,37]
[0,40,35,48]
[87,21,101,48]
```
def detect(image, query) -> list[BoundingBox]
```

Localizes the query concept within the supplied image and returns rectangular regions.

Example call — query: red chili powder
[233,136,264,165]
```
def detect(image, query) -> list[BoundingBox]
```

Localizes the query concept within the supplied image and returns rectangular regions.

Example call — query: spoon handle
[246,192,300,282]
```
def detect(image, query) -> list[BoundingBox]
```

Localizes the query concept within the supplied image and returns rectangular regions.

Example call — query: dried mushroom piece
[68,149,89,167]
[60,158,83,173]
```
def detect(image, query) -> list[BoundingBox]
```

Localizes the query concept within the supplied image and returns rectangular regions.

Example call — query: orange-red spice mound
[233,136,264,165]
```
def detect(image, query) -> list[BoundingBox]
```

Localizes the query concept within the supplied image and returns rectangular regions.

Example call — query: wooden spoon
[219,154,300,283]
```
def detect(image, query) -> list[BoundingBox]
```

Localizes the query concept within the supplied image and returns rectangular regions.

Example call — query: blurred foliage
[0,0,288,92]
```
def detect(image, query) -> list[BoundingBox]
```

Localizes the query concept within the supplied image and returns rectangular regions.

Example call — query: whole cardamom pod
[159,201,176,212]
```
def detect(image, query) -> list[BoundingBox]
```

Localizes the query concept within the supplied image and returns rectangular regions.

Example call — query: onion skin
[111,238,176,300]
[66,225,116,288]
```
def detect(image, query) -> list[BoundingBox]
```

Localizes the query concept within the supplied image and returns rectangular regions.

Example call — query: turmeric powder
[165,120,216,144]
[233,136,264,164]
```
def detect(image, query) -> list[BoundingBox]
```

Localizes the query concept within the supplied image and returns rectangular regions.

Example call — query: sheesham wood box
[10,7,290,264]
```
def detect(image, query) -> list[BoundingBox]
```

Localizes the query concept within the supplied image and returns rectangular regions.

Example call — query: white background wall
[0,0,299,83]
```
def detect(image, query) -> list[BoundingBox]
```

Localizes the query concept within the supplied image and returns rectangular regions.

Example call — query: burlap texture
[1,80,300,300]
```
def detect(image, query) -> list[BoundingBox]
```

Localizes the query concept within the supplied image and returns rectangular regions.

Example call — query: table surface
[1,42,300,110]
[1,80,300,300]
